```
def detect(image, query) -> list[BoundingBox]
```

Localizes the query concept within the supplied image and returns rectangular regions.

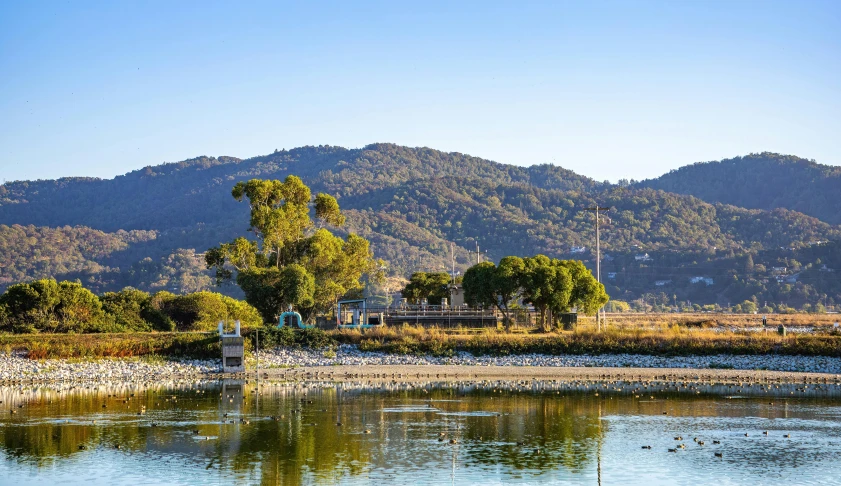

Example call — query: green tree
[559,260,609,316]
[740,300,758,314]
[462,257,524,327]
[160,291,262,331]
[0,279,107,333]
[207,178,379,321]
[100,287,172,332]
[401,271,452,305]
[519,255,572,331]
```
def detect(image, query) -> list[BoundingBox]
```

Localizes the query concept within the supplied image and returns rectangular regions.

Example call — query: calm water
[1,378,841,485]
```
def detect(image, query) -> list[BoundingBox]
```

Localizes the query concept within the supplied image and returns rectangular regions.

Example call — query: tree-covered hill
[637,153,841,225]
[1,144,839,309]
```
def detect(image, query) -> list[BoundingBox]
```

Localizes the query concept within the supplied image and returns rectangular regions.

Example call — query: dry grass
[328,322,841,357]
[0,332,223,359]
[599,312,840,329]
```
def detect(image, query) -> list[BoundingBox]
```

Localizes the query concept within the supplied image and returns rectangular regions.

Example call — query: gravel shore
[256,344,841,374]
[3,345,841,384]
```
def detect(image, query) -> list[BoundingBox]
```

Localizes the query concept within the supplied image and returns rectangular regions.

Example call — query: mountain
[1,144,840,310]
[637,152,841,225]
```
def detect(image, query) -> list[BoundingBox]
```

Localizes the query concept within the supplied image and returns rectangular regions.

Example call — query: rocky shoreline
[3,344,841,384]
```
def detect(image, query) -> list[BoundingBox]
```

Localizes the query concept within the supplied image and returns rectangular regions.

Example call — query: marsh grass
[329,323,841,358]
[0,333,222,360]
[3,313,840,360]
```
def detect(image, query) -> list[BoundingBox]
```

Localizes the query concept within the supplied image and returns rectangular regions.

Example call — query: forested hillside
[638,153,841,224]
[1,144,839,309]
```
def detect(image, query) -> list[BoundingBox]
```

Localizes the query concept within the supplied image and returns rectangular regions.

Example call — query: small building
[635,253,652,262]
[771,267,787,275]
[607,272,617,279]
[570,246,587,254]
[785,273,800,283]
[655,279,672,287]
[690,276,714,286]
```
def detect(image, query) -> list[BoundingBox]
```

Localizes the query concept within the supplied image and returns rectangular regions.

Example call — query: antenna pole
[583,206,610,331]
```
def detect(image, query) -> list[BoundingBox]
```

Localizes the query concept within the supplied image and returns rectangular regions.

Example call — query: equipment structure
[278,307,310,329]
[337,299,383,329]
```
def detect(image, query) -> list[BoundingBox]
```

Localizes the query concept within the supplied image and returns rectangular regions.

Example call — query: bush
[161,291,262,331]
[100,288,172,332]
[252,326,335,349]
[0,279,108,333]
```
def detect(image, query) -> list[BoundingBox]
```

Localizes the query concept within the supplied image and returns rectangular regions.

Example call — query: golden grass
[0,332,224,359]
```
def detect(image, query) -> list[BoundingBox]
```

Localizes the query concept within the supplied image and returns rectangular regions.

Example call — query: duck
[715,452,723,458]
[641,445,652,450]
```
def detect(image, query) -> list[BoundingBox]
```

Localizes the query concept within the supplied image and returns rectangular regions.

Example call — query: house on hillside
[635,253,652,262]
[785,273,800,284]
[570,246,586,254]
[655,279,672,287]
[607,272,617,279]
[690,276,714,286]
[771,267,787,275]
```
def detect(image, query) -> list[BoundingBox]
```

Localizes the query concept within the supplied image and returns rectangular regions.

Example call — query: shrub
[100,288,172,332]
[161,291,262,331]
[0,279,108,333]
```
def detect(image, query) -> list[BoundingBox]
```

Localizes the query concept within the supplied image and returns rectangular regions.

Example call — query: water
[1,379,840,485]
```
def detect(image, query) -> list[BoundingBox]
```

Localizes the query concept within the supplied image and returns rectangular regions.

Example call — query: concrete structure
[218,320,245,373]
[449,284,465,307]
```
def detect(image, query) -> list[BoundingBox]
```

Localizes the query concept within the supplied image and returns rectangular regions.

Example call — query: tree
[401,271,451,305]
[519,255,572,331]
[740,300,758,314]
[462,257,524,327]
[0,279,107,333]
[207,178,379,322]
[558,260,609,316]
[160,291,262,331]
[100,287,172,332]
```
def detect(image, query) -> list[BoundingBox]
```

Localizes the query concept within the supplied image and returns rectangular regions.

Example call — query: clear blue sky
[0,0,838,183]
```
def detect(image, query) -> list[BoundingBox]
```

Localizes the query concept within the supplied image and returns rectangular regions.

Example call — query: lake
[1,378,840,485]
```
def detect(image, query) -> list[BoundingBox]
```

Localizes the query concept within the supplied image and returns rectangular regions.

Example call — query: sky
[0,0,839,183]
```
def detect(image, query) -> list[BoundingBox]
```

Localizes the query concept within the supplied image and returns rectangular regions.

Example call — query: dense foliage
[400,272,452,305]
[205,177,381,323]
[0,279,261,334]
[462,255,608,329]
[1,145,839,310]
[638,152,841,225]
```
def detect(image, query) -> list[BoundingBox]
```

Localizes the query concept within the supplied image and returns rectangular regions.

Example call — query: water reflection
[0,378,840,484]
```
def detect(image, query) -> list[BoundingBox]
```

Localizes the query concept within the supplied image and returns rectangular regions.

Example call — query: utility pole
[476,239,480,265]
[583,206,610,331]
[451,242,456,286]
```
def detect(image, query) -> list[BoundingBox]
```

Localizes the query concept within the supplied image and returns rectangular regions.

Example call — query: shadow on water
[1,378,840,484]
